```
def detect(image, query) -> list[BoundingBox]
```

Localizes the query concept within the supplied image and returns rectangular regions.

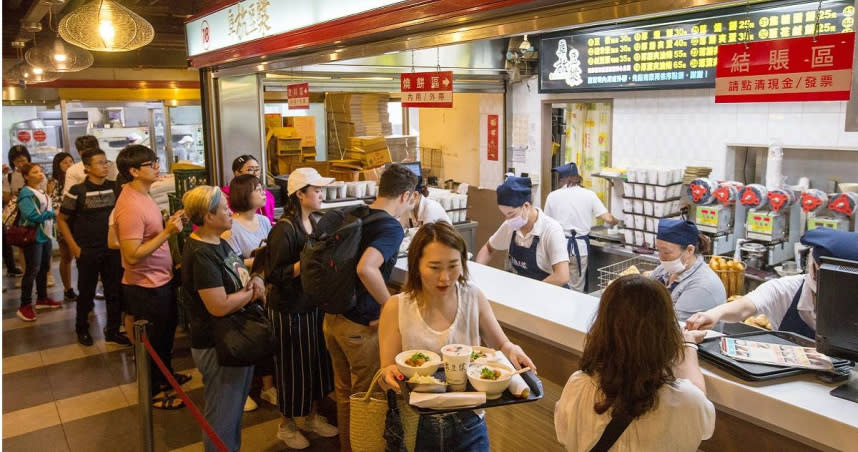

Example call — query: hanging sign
[401,71,453,108]
[16,131,31,143]
[715,32,855,102]
[487,115,499,161]
[33,130,47,142]
[287,83,310,109]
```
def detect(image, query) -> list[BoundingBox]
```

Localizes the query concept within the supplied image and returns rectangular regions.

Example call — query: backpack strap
[589,414,633,452]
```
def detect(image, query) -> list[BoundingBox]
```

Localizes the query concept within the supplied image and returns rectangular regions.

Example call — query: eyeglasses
[138,158,160,169]
[243,166,261,175]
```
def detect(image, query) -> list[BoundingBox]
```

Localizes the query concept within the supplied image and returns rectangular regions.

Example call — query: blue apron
[566,231,590,292]
[508,233,551,281]
[779,281,815,339]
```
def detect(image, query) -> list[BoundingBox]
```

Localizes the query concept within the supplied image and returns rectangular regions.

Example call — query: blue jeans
[415,411,489,452]
[21,240,51,306]
[191,347,254,452]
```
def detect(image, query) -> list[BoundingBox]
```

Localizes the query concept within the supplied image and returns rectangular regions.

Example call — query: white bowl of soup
[396,350,442,378]
[467,362,514,399]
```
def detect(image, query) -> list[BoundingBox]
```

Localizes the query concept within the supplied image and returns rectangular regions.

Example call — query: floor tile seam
[3,340,117,374]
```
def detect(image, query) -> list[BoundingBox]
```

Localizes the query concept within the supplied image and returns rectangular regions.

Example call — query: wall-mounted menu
[538,0,855,92]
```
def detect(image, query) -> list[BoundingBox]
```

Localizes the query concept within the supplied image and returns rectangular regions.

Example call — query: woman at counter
[222,155,276,224]
[687,228,858,337]
[555,274,714,451]
[650,219,725,322]
[379,221,536,451]
[475,176,569,287]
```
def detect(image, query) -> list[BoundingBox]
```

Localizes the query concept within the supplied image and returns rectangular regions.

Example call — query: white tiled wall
[519,78,858,183]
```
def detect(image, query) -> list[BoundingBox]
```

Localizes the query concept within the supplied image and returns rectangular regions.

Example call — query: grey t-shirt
[226,214,272,258]
[650,257,727,322]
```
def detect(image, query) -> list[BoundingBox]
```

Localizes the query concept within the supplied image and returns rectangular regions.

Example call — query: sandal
[152,392,185,410]
[173,373,192,386]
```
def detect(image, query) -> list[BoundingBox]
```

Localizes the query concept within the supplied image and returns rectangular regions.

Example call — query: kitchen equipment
[740,242,768,270]
[688,178,718,205]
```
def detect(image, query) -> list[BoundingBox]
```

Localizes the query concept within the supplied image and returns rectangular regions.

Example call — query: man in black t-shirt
[58,148,129,347]
[322,164,416,451]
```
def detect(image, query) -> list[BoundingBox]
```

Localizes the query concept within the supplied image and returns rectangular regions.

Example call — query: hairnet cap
[551,163,578,178]
[656,219,700,247]
[496,176,532,207]
[801,228,858,262]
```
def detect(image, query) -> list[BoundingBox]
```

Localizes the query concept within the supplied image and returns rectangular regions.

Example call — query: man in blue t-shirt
[323,164,416,451]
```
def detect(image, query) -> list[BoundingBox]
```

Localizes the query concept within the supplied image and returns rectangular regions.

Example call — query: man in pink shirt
[115,145,188,410]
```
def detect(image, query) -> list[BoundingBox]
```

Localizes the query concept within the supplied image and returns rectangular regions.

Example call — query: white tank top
[398,281,481,352]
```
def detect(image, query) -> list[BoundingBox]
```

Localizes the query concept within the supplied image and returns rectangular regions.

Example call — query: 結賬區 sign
[715,31,855,103]
[401,71,453,108]
[287,83,310,109]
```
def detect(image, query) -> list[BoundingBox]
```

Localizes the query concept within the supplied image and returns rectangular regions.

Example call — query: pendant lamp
[26,38,94,72]
[3,61,61,85]
[58,0,154,52]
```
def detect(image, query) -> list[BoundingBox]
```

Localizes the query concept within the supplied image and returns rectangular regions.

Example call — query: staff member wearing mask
[650,219,725,322]
[402,179,450,229]
[476,176,569,287]
[687,228,858,337]
[544,162,618,292]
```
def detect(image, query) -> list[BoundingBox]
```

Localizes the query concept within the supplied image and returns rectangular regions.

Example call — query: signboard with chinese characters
[487,115,499,161]
[186,0,405,57]
[400,71,453,108]
[539,0,854,93]
[287,83,310,109]
[715,32,855,102]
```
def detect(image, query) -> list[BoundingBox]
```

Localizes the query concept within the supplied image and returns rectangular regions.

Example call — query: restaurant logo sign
[400,71,453,108]
[715,31,854,102]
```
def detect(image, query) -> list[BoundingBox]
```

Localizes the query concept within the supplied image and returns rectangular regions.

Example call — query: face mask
[504,208,528,230]
[661,252,687,274]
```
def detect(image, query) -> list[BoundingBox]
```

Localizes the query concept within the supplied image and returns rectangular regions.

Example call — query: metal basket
[173,168,209,197]
[597,257,659,289]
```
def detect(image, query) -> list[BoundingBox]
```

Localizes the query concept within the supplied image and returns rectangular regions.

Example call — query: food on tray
[709,256,745,297]
[471,350,486,361]
[619,265,640,276]
[743,314,772,330]
[408,374,444,385]
[405,352,431,367]
[479,367,502,381]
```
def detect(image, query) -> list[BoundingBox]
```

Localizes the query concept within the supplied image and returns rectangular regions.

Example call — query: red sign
[487,114,499,161]
[16,131,31,143]
[401,71,453,108]
[33,130,47,142]
[715,32,855,103]
[287,83,310,109]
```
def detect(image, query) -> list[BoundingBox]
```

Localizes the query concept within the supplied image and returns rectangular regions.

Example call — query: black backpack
[300,205,387,314]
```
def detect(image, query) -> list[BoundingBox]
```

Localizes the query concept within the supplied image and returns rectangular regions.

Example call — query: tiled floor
[2,259,566,451]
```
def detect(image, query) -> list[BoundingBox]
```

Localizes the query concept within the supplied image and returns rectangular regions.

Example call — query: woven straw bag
[350,369,419,452]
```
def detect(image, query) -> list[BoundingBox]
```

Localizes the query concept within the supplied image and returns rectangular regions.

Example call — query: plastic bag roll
[497,351,530,398]
[765,143,783,190]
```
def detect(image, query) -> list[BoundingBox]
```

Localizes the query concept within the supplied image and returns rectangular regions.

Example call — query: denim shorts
[415,411,489,452]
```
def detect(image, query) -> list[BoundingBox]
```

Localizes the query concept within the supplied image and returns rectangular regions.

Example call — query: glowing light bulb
[99,20,115,44]
[32,66,44,75]
[53,53,68,63]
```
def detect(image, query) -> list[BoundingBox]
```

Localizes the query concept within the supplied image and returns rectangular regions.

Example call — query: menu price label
[539,0,854,92]
[287,83,310,109]
[487,114,499,161]
[715,32,855,102]
[401,71,453,108]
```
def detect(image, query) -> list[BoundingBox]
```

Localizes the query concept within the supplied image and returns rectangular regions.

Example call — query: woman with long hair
[51,152,77,302]
[554,275,715,451]
[3,145,32,277]
[378,221,536,452]
[15,163,62,321]
[264,167,338,449]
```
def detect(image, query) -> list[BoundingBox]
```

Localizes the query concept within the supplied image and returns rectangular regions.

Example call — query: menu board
[539,0,855,92]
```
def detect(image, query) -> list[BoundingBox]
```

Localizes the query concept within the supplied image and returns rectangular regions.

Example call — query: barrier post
[134,320,154,452]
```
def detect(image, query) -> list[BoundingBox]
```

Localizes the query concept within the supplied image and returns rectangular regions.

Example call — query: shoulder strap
[589,414,633,452]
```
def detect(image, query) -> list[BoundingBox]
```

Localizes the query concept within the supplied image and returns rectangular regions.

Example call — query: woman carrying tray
[378,221,536,452]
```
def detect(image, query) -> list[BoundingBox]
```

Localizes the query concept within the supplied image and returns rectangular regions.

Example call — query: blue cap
[552,163,578,179]
[801,228,858,262]
[496,176,532,207]
[656,219,700,247]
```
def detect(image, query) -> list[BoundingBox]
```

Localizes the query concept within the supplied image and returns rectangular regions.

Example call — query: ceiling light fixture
[58,0,154,52]
[26,38,94,72]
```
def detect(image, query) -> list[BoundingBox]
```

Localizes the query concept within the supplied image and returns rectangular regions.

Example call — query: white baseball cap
[287,167,334,195]
[178,136,194,144]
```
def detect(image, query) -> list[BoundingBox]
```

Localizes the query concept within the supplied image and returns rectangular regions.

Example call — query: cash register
[816,256,858,403]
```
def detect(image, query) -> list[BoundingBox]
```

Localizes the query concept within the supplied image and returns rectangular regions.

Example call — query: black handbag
[211,300,276,367]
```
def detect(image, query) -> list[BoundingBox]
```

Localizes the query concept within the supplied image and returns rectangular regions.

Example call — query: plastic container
[657,169,671,186]
[644,201,654,216]
[634,231,645,246]
[634,215,645,230]
[634,184,645,198]
[633,199,644,214]
[623,182,635,197]
[623,199,633,212]
[624,229,634,244]
[646,168,658,185]
[627,169,639,183]
[646,217,657,232]
[644,232,656,247]
[655,186,668,201]
[645,185,655,200]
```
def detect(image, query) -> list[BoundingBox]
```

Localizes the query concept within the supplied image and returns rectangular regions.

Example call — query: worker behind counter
[650,219,726,322]
[687,228,858,338]
[401,178,450,229]
[475,176,570,287]
[544,162,618,293]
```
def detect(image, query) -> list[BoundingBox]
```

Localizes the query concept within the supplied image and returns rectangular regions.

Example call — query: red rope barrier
[140,332,229,452]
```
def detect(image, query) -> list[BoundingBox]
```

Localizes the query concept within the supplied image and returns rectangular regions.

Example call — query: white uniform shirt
[407,196,451,227]
[746,274,813,330]
[63,161,119,195]
[488,208,568,275]
[544,186,608,257]
[555,371,715,452]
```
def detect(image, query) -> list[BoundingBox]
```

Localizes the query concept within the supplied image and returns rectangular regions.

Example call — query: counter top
[390,259,858,452]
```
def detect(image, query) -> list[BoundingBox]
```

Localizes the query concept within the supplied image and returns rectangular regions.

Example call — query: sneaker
[277,421,310,449]
[6,268,23,277]
[95,285,104,300]
[105,332,132,347]
[260,386,278,406]
[16,305,36,322]
[243,396,258,412]
[77,331,94,346]
[47,273,55,287]
[35,297,62,310]
[64,289,77,302]
[296,414,339,438]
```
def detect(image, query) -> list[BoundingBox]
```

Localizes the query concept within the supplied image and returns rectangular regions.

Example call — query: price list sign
[539,0,855,92]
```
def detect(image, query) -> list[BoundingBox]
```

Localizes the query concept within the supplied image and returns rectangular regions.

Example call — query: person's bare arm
[107,222,120,250]
[378,296,405,391]
[686,297,757,331]
[543,261,570,286]
[119,210,184,265]
[674,330,707,395]
[356,247,391,306]
[598,212,619,225]
[198,285,255,317]
[475,242,495,265]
